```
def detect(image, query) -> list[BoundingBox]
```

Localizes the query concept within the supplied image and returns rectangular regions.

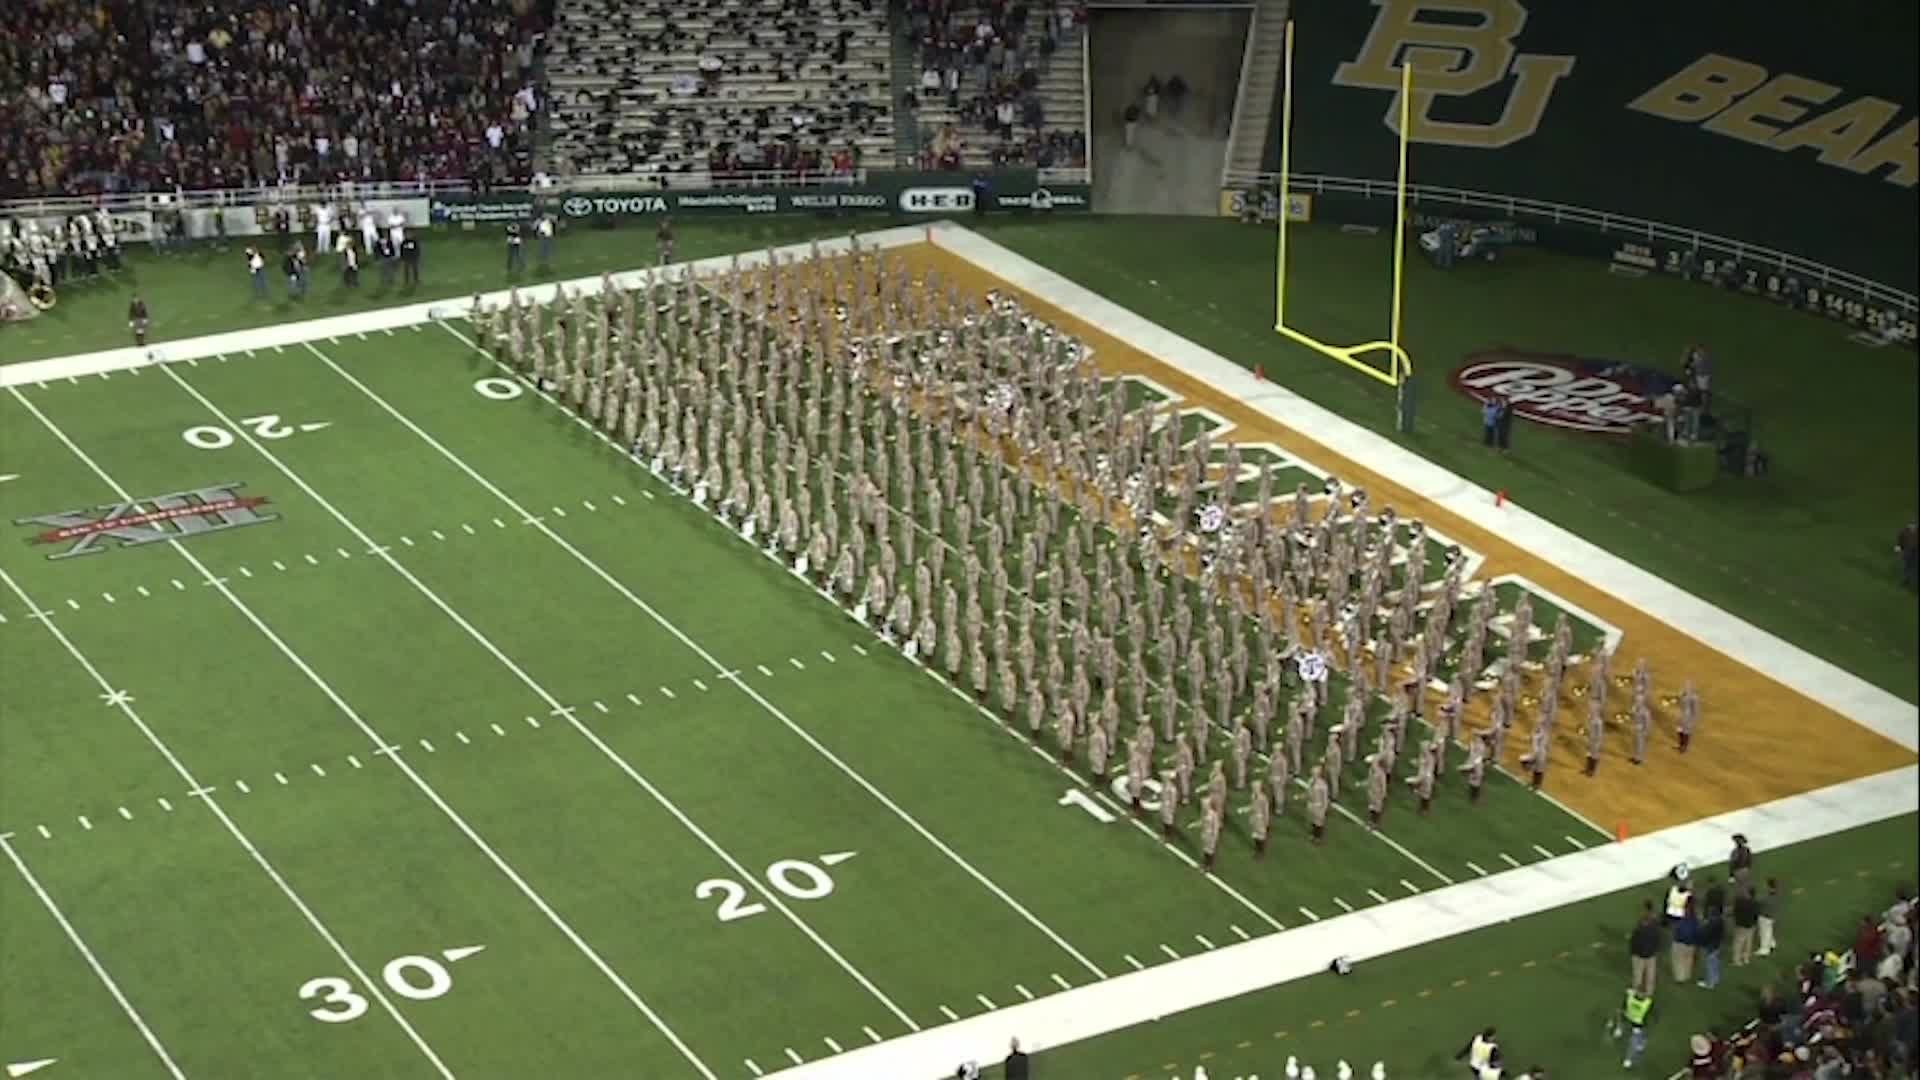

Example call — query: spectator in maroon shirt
[1855,914,1885,974]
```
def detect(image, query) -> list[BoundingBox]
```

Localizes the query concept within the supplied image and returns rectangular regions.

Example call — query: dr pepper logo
[1449,350,1666,435]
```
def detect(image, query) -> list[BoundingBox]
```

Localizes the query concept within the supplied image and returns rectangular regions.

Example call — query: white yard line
[1,835,187,1079]
[0,559,453,1080]
[334,333,1111,983]
[15,383,709,1080]
[184,353,916,1036]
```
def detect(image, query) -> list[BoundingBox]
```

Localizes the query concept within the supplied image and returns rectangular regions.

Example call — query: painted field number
[298,945,485,1024]
[184,414,331,450]
[1057,788,1115,823]
[697,852,855,924]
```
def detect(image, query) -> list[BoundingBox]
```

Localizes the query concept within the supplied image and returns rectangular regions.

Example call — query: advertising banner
[500,172,1091,223]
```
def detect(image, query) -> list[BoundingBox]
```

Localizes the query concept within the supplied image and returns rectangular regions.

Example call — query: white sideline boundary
[5,222,1916,1078]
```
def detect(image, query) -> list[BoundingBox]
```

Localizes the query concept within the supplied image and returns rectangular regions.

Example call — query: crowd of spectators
[1695,884,1917,1077]
[543,0,890,181]
[1,0,547,199]
[899,0,1086,169]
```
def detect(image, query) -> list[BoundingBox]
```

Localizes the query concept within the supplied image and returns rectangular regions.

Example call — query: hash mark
[1230,924,1251,941]
[157,798,173,812]
[274,772,289,786]
[1299,907,1321,923]
[975,993,997,1011]
[626,693,643,706]
[77,816,92,831]
[460,523,475,535]
[1531,844,1555,860]
[823,1037,843,1054]
[1499,852,1523,869]
[1565,834,1588,850]
[493,517,506,529]
[850,643,868,656]
[235,781,251,794]
[272,561,287,571]
[117,807,133,821]
[592,701,609,713]
[611,494,627,505]
[1333,897,1355,913]
[862,1026,882,1044]
[757,664,774,676]
[335,547,351,559]
[937,1005,959,1022]
[102,592,116,603]
[400,537,414,547]
[552,506,567,518]
[304,554,319,566]
[1400,879,1421,894]
[348,756,363,769]
[237,567,252,579]
[784,1049,804,1067]
[1467,861,1488,877]
[36,826,51,839]
[432,530,447,541]
[745,1061,763,1078]
[136,585,150,597]
[1367,888,1390,904]
[420,739,435,753]
[642,490,655,500]
[456,731,471,745]
[491,723,507,736]
[1015,984,1035,1001]
[1195,934,1217,950]
[582,500,597,511]
[692,679,708,692]
[660,687,676,700]
[524,716,541,729]
[820,650,836,663]
[1159,943,1181,961]
[789,657,806,670]
[1051,973,1073,991]
[310,763,326,778]
[65,598,80,611]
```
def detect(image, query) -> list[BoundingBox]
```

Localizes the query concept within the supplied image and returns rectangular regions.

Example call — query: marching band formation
[469,240,1702,869]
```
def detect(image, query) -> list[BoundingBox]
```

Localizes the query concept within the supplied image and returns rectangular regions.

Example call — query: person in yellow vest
[1610,986,1655,1067]
[1455,1026,1498,1075]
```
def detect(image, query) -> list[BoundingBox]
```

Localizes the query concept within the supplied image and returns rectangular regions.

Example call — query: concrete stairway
[1223,0,1289,182]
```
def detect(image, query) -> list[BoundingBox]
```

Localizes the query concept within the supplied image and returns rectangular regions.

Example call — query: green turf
[990,813,1919,1079]
[2,216,1909,1077]
[0,309,1599,1076]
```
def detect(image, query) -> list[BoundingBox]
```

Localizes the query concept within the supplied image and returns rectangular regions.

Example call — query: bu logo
[1333,0,1576,149]
[17,482,279,560]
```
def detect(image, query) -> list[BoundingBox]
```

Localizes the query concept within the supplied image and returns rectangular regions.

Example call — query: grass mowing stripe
[338,330,1114,983]
[1,836,187,1079]
[0,556,454,1079]
[171,354,919,1039]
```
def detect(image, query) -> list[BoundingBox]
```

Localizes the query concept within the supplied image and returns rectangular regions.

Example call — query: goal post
[1272,19,1418,432]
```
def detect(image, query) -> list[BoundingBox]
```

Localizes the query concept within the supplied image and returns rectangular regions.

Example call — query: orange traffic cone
[1615,820,1630,843]
[1255,363,1266,382]
[1495,489,1507,507]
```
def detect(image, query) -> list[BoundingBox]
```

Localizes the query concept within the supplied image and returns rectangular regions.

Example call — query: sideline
[769,764,1915,1078]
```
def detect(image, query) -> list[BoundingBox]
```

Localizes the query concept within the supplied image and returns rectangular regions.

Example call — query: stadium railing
[0,172,873,218]
[1223,169,1919,318]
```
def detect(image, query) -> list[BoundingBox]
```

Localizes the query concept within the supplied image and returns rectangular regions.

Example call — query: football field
[1,225,1911,1079]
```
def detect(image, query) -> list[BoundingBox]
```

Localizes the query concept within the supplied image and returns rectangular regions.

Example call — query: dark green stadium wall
[1268,0,1918,290]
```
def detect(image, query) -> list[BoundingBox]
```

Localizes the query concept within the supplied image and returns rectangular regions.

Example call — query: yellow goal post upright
[1273,19,1418,433]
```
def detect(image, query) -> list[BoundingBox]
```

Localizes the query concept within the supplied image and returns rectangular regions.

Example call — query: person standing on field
[506,221,525,273]
[1159,770,1179,839]
[1731,884,1759,966]
[1365,755,1389,830]
[535,213,556,268]
[1629,901,1662,995]
[1306,765,1330,844]
[1756,877,1780,957]
[1199,802,1222,872]
[1249,783,1271,858]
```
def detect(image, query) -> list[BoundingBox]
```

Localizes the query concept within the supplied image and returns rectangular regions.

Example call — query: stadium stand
[0,0,547,198]
[1690,886,1916,1077]
[899,0,1087,170]
[543,0,894,183]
